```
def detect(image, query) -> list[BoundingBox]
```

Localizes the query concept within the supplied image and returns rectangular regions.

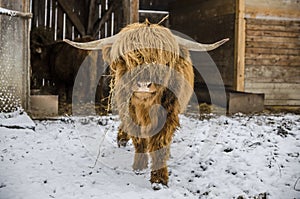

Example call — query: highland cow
[65,20,228,189]
[30,32,105,104]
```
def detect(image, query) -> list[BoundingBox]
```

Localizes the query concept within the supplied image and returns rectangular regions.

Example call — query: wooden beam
[245,0,300,18]
[123,0,139,25]
[87,0,97,35]
[234,0,246,91]
[228,92,264,114]
[131,0,139,23]
[57,0,86,36]
[123,0,130,25]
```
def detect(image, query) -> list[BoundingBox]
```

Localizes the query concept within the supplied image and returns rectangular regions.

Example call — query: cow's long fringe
[104,22,180,67]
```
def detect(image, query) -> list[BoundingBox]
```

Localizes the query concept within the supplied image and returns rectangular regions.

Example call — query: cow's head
[64,21,228,111]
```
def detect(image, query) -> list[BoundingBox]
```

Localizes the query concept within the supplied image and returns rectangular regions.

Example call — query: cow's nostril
[137,82,142,87]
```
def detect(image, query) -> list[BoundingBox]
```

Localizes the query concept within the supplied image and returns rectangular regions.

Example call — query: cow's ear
[102,45,112,64]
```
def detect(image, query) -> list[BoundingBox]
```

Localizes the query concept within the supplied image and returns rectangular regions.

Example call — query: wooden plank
[263,99,300,106]
[245,0,300,10]
[65,17,73,39]
[246,41,300,49]
[246,23,300,33]
[245,65,300,83]
[246,47,300,56]
[114,8,120,34]
[38,0,45,27]
[30,95,58,117]
[32,0,38,27]
[99,0,106,38]
[245,54,300,60]
[122,0,139,25]
[87,0,97,35]
[123,0,130,25]
[234,0,245,91]
[247,91,300,102]
[56,3,64,40]
[131,0,139,23]
[24,0,31,110]
[245,6,300,19]
[73,0,89,34]
[246,29,299,38]
[57,0,86,36]
[245,82,300,91]
[246,35,300,44]
[246,18,300,26]
[51,0,56,33]
[245,0,300,18]
[245,82,300,105]
[263,92,300,100]
[245,58,300,67]
[228,92,264,114]
[106,0,112,36]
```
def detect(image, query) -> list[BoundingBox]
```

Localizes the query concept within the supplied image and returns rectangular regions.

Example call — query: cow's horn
[63,34,118,50]
[174,36,229,51]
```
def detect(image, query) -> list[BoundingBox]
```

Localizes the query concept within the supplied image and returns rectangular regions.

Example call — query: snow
[0,7,17,16]
[0,111,300,199]
[0,7,32,18]
[0,109,35,130]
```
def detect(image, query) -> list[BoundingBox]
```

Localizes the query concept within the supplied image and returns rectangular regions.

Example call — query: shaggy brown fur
[103,21,194,189]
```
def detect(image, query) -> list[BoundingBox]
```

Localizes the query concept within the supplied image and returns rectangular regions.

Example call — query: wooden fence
[31,0,123,41]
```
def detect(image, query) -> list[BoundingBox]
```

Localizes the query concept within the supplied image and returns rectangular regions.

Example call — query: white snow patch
[0,109,35,130]
[0,113,299,199]
[0,7,18,17]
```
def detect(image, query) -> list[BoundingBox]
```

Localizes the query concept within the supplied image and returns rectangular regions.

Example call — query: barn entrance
[29,0,171,117]
[29,0,123,117]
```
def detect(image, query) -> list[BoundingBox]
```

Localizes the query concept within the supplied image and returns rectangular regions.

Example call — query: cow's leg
[132,137,149,174]
[148,129,173,189]
[117,128,130,147]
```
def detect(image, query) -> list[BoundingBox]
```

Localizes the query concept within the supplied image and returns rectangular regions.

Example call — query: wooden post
[0,0,31,111]
[123,0,139,25]
[131,0,139,23]
[87,0,97,35]
[234,0,246,91]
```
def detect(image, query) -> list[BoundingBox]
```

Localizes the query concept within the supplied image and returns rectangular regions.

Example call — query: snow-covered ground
[0,110,300,199]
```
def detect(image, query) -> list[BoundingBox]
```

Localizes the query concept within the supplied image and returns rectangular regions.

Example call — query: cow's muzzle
[132,82,157,100]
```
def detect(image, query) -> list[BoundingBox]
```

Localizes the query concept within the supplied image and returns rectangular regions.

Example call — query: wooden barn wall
[139,0,173,11]
[243,0,300,106]
[31,0,123,41]
[169,0,236,89]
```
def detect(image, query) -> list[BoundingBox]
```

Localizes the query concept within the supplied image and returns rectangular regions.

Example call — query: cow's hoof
[133,169,146,175]
[151,183,168,190]
[117,138,128,147]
